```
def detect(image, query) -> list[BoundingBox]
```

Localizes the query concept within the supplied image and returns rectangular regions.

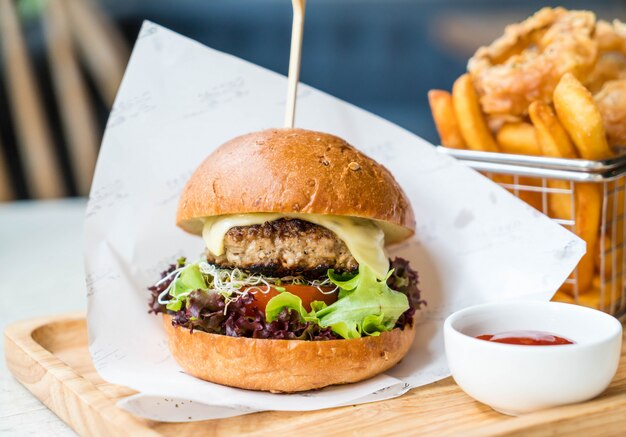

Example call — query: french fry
[553,283,620,311]
[528,100,577,220]
[594,235,603,275]
[488,174,513,184]
[428,90,466,149]
[529,101,577,159]
[545,180,573,220]
[606,178,626,226]
[574,183,602,294]
[483,173,516,194]
[553,73,613,160]
[552,289,575,304]
[529,97,600,294]
[518,177,544,212]
[598,177,626,280]
[558,183,601,295]
[496,122,541,155]
[582,289,620,311]
[611,184,625,281]
[485,173,543,211]
[591,274,623,297]
[494,122,544,210]
[452,74,499,152]
[594,235,624,279]
[589,274,622,310]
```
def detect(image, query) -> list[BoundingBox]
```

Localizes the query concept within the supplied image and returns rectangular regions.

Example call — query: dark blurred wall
[101,0,626,143]
[2,0,625,199]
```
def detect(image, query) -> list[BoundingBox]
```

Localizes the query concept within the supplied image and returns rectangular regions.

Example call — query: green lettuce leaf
[309,300,328,313]
[265,292,325,326]
[166,264,207,311]
[316,264,409,338]
[265,291,309,321]
[264,264,409,339]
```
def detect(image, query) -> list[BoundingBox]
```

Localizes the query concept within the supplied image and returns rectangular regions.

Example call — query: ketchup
[476,330,574,346]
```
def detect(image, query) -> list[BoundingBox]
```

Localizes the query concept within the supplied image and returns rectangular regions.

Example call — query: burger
[149,128,424,392]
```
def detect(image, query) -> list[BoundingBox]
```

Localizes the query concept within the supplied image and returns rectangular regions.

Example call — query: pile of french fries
[429,73,623,310]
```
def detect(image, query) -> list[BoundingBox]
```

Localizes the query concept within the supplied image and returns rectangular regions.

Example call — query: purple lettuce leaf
[388,257,426,329]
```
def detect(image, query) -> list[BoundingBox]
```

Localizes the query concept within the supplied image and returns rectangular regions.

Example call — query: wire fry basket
[438,147,626,319]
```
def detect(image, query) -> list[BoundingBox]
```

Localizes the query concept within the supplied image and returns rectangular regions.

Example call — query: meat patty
[206,218,358,278]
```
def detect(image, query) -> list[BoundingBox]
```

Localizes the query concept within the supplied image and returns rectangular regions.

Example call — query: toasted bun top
[176,128,415,242]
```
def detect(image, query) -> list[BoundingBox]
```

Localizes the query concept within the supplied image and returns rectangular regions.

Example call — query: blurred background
[0,0,625,201]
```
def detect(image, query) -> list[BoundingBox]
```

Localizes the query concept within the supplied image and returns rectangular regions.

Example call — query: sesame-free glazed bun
[163,314,415,392]
[176,128,415,244]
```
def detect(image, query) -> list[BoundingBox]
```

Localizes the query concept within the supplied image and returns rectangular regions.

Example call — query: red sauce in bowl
[476,330,575,346]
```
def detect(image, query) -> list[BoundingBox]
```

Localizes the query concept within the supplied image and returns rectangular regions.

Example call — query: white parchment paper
[84,22,585,422]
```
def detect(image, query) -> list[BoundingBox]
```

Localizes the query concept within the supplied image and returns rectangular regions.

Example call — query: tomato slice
[245,284,338,314]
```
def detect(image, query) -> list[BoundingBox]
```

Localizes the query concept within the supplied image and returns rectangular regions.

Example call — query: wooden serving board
[4,314,626,436]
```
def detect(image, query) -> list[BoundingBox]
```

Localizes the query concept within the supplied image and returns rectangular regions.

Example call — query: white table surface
[1,199,86,436]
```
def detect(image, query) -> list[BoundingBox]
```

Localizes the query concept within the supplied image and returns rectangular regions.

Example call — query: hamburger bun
[176,128,415,244]
[163,314,416,393]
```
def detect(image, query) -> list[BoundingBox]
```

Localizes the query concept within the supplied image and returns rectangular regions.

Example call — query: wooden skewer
[284,0,306,128]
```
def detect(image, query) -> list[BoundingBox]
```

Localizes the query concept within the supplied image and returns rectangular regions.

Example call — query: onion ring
[589,19,626,144]
[595,19,626,54]
[594,79,626,146]
[585,53,626,93]
[586,20,626,93]
[468,7,598,116]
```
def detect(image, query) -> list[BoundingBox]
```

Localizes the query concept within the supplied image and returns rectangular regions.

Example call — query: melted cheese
[202,213,389,279]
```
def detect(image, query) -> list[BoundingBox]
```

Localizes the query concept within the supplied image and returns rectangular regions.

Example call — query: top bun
[176,128,415,244]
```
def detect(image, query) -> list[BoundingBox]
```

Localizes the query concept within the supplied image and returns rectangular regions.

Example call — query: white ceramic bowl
[444,301,622,415]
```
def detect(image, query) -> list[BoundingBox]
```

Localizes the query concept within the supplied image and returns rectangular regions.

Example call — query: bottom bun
[163,314,416,392]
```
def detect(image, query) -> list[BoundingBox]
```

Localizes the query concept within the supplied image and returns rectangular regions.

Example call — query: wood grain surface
[64,0,129,107]
[0,136,13,201]
[44,0,99,196]
[0,0,64,198]
[4,314,626,436]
